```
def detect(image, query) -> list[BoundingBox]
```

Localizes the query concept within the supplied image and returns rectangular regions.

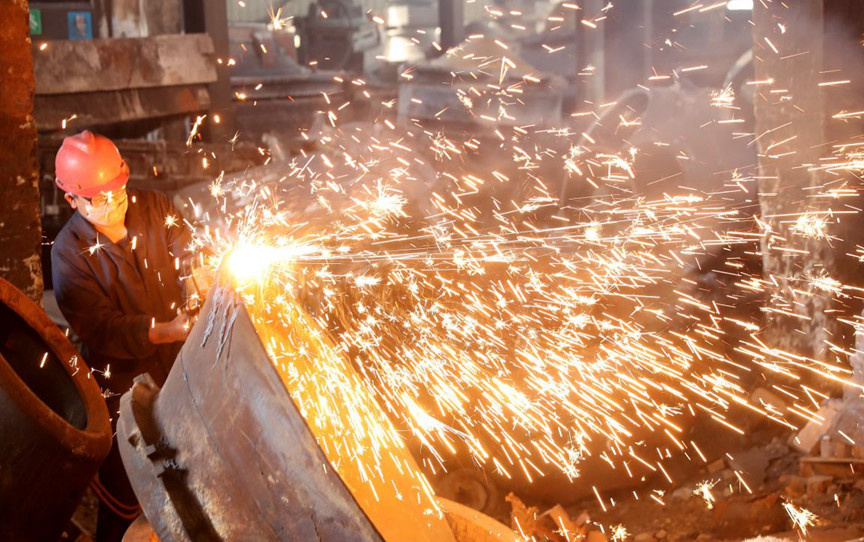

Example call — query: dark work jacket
[51,188,190,397]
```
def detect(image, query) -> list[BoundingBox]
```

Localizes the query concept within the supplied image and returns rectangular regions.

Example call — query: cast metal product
[396,64,563,129]
[0,277,112,541]
[295,0,380,72]
[117,282,462,541]
[396,35,565,129]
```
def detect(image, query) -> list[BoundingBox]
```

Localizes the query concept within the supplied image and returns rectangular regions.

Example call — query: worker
[51,131,195,541]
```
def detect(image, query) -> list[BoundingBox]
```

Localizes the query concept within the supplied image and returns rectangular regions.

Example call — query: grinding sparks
[790,213,829,240]
[192,144,859,508]
[783,502,818,535]
[809,272,843,296]
[192,134,864,508]
[710,85,736,109]
[187,115,206,146]
[174,8,864,522]
[87,239,106,255]
[267,6,291,30]
[610,524,629,541]
[693,480,718,509]
[356,182,408,219]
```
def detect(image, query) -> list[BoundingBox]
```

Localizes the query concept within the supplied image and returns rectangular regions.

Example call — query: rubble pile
[503,395,864,542]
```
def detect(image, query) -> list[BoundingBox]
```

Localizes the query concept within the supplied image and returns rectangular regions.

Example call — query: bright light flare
[224,242,319,285]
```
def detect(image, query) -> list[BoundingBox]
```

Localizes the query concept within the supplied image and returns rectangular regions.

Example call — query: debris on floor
[502,401,864,542]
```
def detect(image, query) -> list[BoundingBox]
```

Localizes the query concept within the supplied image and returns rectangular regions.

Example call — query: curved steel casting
[118,284,460,541]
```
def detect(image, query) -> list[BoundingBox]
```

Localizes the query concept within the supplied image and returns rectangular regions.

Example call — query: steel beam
[184,0,235,140]
[438,0,464,51]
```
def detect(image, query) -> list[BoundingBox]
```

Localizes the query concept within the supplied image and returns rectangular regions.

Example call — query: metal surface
[0,276,112,541]
[118,283,456,541]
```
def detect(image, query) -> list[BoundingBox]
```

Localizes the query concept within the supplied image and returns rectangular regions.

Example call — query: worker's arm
[161,194,192,266]
[157,192,215,302]
[52,252,184,361]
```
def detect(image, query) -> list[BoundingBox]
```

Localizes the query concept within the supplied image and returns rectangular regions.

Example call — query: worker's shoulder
[51,213,88,262]
[129,187,171,208]
[129,187,176,219]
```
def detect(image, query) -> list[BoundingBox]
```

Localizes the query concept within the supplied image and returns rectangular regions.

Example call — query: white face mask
[70,188,129,229]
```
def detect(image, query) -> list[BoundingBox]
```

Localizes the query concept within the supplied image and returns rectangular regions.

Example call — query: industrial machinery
[296,0,381,73]
[396,36,565,130]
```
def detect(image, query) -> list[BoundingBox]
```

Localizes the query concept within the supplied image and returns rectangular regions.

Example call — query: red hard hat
[55,131,129,198]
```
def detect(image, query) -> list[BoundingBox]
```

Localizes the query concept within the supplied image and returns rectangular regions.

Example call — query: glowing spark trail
[783,502,818,535]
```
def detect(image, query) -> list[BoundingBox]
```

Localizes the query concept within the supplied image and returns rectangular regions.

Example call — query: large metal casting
[117,284,461,541]
[296,0,380,72]
[0,276,112,541]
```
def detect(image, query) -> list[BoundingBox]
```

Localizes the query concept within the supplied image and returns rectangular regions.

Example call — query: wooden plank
[34,85,210,131]
[32,34,216,95]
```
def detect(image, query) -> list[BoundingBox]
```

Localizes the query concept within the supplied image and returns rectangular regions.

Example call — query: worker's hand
[168,312,190,342]
[148,313,189,344]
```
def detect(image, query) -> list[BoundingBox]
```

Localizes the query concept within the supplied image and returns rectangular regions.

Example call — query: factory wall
[226,0,493,30]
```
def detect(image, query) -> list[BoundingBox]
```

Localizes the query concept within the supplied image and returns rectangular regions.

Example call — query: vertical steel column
[439,0,464,51]
[580,0,606,104]
[184,0,235,141]
[0,2,43,302]
[602,0,650,98]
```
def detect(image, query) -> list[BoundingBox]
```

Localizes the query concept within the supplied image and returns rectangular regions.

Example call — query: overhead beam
[34,85,211,131]
[33,34,216,95]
